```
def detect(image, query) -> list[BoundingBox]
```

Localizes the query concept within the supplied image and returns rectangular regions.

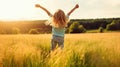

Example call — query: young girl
[35,4,79,51]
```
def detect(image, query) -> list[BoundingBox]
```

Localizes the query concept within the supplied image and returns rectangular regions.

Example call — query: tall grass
[0,33,120,67]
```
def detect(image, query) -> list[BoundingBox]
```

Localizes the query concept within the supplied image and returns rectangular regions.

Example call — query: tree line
[67,18,120,33]
[0,17,120,34]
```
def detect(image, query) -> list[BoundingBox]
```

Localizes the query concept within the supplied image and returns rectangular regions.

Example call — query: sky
[0,0,120,20]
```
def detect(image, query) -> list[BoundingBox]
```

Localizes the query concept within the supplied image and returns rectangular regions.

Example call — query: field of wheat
[0,33,120,67]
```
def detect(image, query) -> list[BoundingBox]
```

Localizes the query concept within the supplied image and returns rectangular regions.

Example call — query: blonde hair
[52,9,68,28]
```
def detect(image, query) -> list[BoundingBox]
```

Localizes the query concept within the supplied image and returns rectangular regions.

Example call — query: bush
[99,27,104,33]
[106,20,120,30]
[78,25,86,33]
[29,29,39,34]
[65,28,69,33]
[69,22,86,33]
[69,22,79,33]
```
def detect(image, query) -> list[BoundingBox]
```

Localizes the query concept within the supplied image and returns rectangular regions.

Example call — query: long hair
[52,9,68,28]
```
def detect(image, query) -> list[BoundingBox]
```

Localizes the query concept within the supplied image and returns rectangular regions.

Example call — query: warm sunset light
[0,0,120,20]
[0,0,40,20]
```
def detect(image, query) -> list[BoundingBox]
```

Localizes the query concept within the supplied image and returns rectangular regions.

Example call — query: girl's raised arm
[67,4,79,16]
[35,4,52,16]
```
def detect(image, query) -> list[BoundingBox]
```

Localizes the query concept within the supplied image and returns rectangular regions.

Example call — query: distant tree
[69,22,80,33]
[29,29,39,34]
[78,25,86,33]
[69,22,86,33]
[106,20,120,30]
[65,28,69,33]
[99,27,104,33]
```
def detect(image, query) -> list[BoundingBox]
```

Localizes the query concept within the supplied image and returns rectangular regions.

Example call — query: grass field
[0,33,120,67]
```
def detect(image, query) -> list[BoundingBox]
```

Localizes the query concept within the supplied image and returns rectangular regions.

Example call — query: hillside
[0,20,51,34]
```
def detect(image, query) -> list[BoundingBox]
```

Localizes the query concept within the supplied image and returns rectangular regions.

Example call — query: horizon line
[0,17,120,21]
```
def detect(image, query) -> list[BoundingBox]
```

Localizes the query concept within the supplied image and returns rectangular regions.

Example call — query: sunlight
[0,0,38,20]
[0,0,119,20]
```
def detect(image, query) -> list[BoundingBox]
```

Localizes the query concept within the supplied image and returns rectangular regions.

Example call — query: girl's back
[50,9,69,37]
[35,4,79,50]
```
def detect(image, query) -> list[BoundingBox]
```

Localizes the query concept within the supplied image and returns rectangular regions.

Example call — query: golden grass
[0,33,120,67]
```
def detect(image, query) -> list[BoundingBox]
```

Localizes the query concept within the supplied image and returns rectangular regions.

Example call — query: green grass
[87,29,120,33]
[0,33,120,67]
[87,29,99,33]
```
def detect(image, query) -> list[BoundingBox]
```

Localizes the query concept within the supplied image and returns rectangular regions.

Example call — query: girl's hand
[35,4,40,8]
[75,4,79,8]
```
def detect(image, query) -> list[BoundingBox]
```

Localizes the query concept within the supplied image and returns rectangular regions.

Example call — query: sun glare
[0,0,38,20]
